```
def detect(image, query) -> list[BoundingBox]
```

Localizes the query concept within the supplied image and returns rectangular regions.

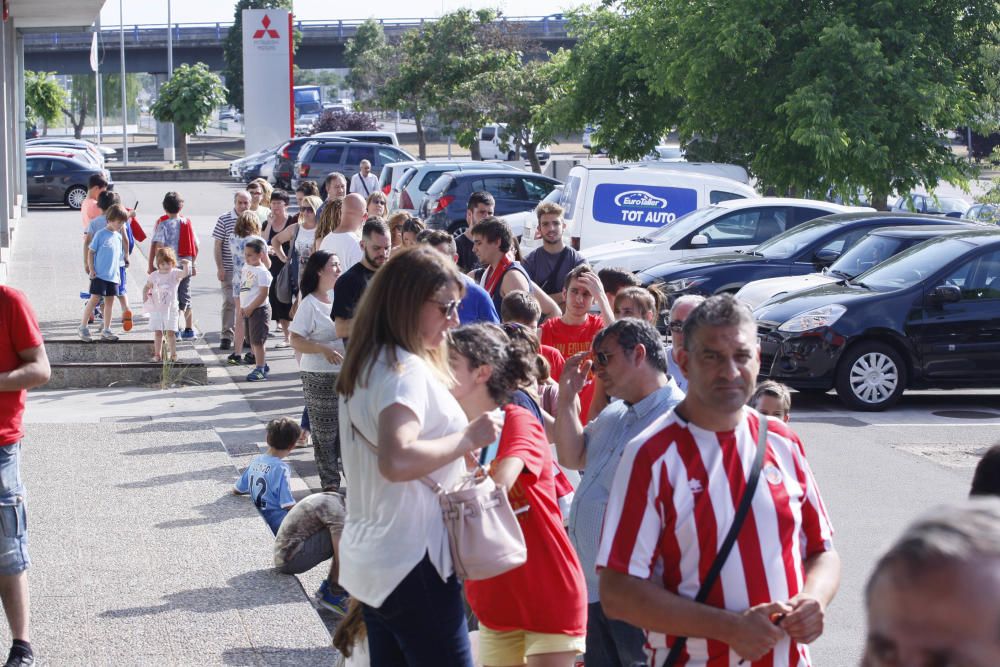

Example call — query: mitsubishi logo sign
[253,14,280,39]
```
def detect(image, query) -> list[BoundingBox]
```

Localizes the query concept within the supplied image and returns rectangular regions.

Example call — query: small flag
[89,31,98,72]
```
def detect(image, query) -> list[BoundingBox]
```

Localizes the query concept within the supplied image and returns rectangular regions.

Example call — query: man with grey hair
[211,190,252,350]
[863,499,1000,667]
[554,318,684,665]
[597,294,840,666]
[349,159,378,197]
[665,294,706,393]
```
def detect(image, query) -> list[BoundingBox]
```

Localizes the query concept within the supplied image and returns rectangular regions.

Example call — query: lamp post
[120,0,128,165]
[163,0,175,162]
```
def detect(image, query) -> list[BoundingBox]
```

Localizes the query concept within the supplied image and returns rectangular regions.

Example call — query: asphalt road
[108,181,999,666]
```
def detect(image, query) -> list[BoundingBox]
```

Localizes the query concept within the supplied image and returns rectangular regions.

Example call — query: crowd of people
[61,169,1000,667]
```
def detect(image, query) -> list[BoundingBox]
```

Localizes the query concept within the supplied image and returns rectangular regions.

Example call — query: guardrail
[22,16,571,49]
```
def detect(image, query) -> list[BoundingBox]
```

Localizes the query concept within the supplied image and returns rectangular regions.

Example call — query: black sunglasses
[431,299,459,319]
[592,349,616,367]
[668,320,684,332]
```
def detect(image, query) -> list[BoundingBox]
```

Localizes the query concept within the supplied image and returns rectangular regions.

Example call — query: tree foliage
[222,0,295,113]
[25,71,67,132]
[309,110,378,133]
[151,63,228,168]
[344,19,394,109]
[550,0,1000,207]
[58,74,141,139]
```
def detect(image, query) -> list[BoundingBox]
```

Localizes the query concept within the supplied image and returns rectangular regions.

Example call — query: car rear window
[710,190,746,205]
[426,173,454,197]
[347,145,376,165]
[419,170,447,191]
[312,144,346,164]
[481,126,496,141]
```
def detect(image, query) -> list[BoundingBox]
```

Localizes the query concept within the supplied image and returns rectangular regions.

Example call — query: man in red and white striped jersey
[597,294,841,667]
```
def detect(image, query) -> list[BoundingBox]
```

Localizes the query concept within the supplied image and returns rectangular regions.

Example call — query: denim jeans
[0,443,29,576]
[361,553,473,667]
[585,600,648,667]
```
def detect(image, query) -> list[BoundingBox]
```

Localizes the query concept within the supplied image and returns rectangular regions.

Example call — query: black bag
[662,417,770,667]
[274,225,300,305]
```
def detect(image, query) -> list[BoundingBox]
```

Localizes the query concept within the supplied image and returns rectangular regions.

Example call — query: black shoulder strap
[662,416,769,667]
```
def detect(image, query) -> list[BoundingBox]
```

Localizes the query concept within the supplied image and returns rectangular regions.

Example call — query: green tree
[151,63,227,168]
[222,0,295,113]
[554,0,1000,208]
[24,71,67,135]
[344,19,394,109]
[60,74,143,139]
[458,61,559,172]
[544,8,680,162]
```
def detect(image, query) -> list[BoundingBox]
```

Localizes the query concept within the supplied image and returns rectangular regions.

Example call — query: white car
[581,198,873,273]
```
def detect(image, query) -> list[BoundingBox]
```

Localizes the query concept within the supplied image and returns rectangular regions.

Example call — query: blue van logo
[594,183,698,228]
[613,190,668,209]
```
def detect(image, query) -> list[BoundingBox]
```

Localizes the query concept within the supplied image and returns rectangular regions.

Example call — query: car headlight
[664,276,708,292]
[777,304,847,333]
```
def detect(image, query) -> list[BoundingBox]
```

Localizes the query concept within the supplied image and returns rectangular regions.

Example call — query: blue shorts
[117,266,128,296]
[0,443,29,576]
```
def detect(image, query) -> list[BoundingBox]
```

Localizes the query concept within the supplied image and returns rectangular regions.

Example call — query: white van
[553,165,757,250]
[478,124,550,161]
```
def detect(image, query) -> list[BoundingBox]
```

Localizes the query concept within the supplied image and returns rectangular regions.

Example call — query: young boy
[239,238,272,382]
[80,205,129,342]
[233,417,300,534]
[751,380,793,422]
[150,192,198,339]
[83,190,134,331]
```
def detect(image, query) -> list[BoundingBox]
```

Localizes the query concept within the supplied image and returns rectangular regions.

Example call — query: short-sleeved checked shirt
[212,210,238,273]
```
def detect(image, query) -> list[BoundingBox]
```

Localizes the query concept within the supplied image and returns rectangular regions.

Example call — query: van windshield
[642,206,722,241]
[559,176,582,221]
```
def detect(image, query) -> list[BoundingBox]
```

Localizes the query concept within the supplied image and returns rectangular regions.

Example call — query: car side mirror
[928,284,962,305]
[814,248,840,267]
[690,234,709,247]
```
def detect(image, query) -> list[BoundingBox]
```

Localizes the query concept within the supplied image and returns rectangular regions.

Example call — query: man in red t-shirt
[0,286,51,667]
[539,264,613,421]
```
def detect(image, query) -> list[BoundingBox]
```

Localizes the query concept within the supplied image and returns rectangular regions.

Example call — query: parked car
[478,124,550,162]
[583,198,870,273]
[559,165,758,251]
[27,137,114,162]
[421,169,561,235]
[636,212,969,304]
[891,193,970,217]
[736,223,987,309]
[312,131,400,146]
[292,141,414,193]
[27,138,105,166]
[965,202,999,225]
[391,161,520,215]
[753,227,1000,410]
[26,154,112,210]
[505,185,564,245]
[27,145,101,170]
[271,136,363,190]
[379,160,425,200]
[230,144,281,183]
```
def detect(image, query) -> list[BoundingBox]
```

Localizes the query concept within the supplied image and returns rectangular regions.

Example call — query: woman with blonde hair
[314,197,343,250]
[365,191,388,219]
[337,246,502,666]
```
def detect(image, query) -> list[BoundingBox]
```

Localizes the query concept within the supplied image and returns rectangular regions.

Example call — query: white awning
[9,0,106,31]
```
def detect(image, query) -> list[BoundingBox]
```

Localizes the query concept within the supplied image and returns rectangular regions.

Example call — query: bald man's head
[341,193,367,232]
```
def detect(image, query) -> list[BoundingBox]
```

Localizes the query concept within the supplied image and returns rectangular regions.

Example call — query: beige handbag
[348,413,527,581]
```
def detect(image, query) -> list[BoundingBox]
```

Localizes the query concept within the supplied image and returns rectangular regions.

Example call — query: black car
[421,169,561,235]
[26,154,111,210]
[636,213,973,304]
[753,228,1000,410]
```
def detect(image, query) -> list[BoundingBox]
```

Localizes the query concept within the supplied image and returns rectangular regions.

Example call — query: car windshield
[641,206,724,241]
[754,217,846,259]
[930,197,969,214]
[851,236,973,290]
[827,234,910,278]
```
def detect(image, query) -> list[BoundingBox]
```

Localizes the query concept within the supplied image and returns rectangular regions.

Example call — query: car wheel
[448,222,468,239]
[834,342,907,411]
[64,185,88,210]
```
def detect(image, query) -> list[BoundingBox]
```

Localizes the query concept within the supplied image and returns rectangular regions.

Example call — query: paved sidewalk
[3,205,338,663]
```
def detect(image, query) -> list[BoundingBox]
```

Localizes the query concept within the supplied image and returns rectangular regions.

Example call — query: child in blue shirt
[233,417,300,534]
[79,204,128,342]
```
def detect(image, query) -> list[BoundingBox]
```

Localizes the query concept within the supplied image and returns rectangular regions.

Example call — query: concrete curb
[112,168,234,182]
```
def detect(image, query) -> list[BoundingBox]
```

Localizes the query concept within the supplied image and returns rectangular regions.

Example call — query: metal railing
[22,16,571,49]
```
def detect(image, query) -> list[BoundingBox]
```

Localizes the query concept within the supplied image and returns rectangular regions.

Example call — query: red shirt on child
[0,288,44,446]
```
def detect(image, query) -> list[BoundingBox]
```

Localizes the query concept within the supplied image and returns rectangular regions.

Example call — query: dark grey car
[26,154,110,210]
[292,141,414,194]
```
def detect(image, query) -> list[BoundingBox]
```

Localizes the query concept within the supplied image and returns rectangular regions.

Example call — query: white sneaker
[101,329,119,342]
[79,325,93,342]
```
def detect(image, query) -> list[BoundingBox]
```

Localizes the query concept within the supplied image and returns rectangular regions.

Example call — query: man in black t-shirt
[332,218,390,341]
[522,201,585,307]
[455,191,496,273]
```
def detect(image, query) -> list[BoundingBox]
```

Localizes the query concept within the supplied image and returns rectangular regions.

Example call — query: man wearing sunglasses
[664,294,705,394]
[554,318,684,667]
[332,218,391,342]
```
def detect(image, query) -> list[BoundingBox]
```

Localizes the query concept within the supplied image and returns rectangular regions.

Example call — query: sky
[98,0,586,26]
